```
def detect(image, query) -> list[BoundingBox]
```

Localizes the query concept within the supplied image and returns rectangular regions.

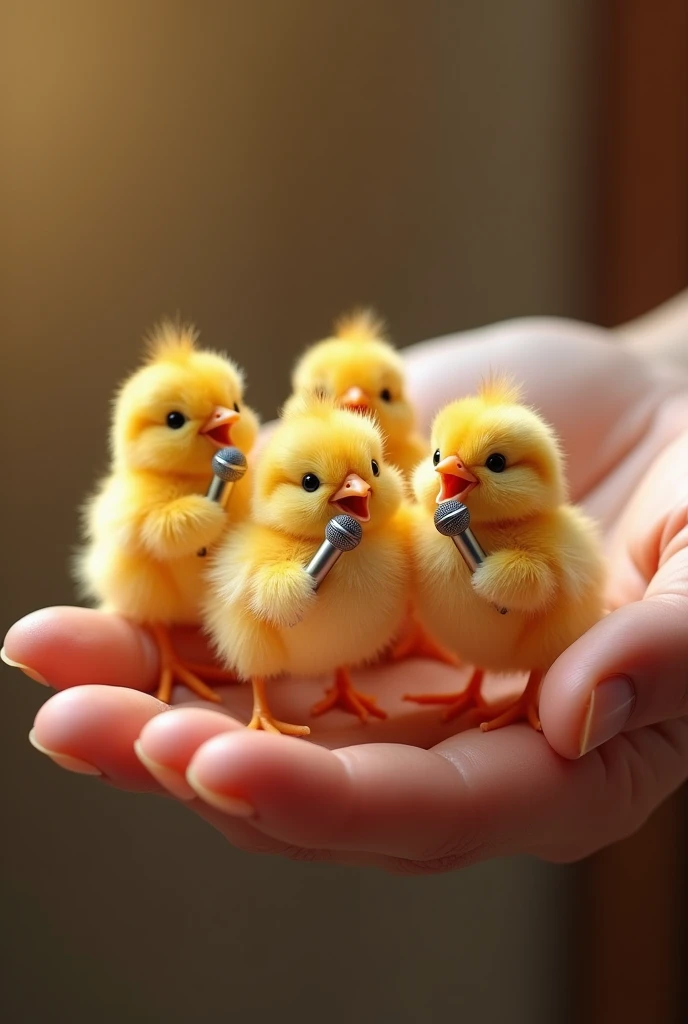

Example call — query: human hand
[4,316,688,872]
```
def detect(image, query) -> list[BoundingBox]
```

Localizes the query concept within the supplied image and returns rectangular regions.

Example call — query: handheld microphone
[305,515,363,589]
[198,447,248,557]
[434,499,508,614]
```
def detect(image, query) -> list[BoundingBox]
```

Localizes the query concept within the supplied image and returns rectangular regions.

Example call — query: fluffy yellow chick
[203,395,409,736]
[407,379,606,730]
[75,320,260,703]
[286,309,426,478]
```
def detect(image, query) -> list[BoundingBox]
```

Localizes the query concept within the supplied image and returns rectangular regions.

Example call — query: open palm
[5,317,688,873]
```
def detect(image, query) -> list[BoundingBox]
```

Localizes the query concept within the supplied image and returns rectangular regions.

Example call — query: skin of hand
[4,315,688,874]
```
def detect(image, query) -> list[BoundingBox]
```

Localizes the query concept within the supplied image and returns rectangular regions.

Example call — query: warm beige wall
[2,2,594,1021]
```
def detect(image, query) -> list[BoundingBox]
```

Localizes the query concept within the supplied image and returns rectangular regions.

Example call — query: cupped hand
[4,316,688,873]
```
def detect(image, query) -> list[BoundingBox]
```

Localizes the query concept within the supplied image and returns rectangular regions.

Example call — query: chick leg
[404,668,486,721]
[177,662,238,683]
[151,624,224,704]
[390,616,461,668]
[479,670,543,733]
[248,678,311,737]
[311,666,387,722]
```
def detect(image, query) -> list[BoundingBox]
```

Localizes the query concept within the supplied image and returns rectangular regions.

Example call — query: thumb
[540,557,688,759]
[541,424,688,760]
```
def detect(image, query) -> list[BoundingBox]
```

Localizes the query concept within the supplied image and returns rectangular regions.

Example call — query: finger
[30,685,315,859]
[604,426,688,608]
[135,707,369,863]
[135,702,472,865]
[184,717,688,867]
[135,706,242,800]
[28,684,376,866]
[542,430,688,758]
[584,393,688,531]
[136,707,305,855]
[28,685,334,862]
[541,552,688,760]
[30,685,168,790]
[184,727,569,861]
[3,608,160,691]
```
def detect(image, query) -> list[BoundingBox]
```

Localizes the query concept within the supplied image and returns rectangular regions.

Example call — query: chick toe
[151,624,223,705]
[479,670,542,732]
[247,678,311,737]
[404,668,485,721]
[310,667,386,722]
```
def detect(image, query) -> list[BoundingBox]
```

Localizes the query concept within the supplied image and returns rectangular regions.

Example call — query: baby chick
[203,395,409,736]
[286,309,426,478]
[75,320,260,703]
[407,379,606,730]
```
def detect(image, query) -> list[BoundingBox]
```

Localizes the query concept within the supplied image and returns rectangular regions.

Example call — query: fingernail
[185,767,255,818]
[133,740,195,801]
[28,729,102,775]
[579,676,636,756]
[1,647,49,686]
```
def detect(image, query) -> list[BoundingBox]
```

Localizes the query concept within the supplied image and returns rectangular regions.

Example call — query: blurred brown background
[1,2,686,1022]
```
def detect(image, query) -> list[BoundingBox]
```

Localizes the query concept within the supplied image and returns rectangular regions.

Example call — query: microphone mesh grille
[434,499,471,536]
[326,515,363,551]
[211,447,248,482]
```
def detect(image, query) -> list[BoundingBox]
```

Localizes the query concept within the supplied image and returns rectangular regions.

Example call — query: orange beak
[435,455,478,503]
[330,472,371,521]
[339,386,370,412]
[199,406,240,448]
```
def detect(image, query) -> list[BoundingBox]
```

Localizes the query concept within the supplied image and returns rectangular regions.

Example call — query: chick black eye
[433,449,441,466]
[233,402,240,413]
[166,411,186,429]
[371,459,380,477]
[486,453,507,473]
[302,473,320,492]
[380,388,392,402]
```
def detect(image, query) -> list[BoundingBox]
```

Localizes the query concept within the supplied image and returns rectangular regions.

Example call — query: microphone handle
[305,539,342,589]
[451,528,508,615]
[451,526,486,572]
[206,476,233,505]
[197,477,236,557]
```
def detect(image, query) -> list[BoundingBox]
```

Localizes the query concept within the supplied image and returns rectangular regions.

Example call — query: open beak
[339,386,370,413]
[199,406,241,448]
[330,472,371,521]
[435,455,478,503]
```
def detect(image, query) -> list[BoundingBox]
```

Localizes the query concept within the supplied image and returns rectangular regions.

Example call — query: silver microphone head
[434,499,471,537]
[325,515,363,552]
[211,447,248,483]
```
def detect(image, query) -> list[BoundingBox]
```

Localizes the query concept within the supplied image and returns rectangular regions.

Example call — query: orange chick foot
[390,622,460,668]
[311,667,386,722]
[157,663,224,705]
[479,670,542,733]
[248,678,311,737]
[247,711,311,737]
[151,625,223,704]
[180,662,238,684]
[389,626,458,667]
[404,669,485,722]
